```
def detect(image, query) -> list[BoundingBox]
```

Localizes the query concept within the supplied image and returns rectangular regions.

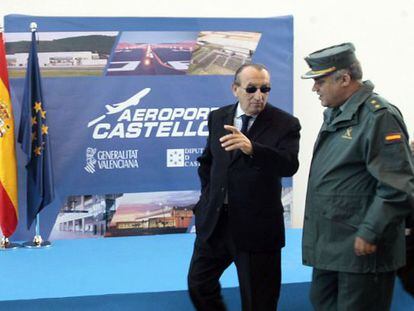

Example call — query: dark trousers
[310,268,396,311]
[397,234,414,297]
[187,210,282,311]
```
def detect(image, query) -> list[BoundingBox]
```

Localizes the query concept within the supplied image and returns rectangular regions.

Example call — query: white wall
[2,0,414,227]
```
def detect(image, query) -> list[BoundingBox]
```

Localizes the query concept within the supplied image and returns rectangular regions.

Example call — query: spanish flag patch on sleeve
[384,132,402,144]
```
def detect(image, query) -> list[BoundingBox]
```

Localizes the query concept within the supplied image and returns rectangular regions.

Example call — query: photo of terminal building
[106,190,198,237]
[5,31,118,77]
[48,194,122,240]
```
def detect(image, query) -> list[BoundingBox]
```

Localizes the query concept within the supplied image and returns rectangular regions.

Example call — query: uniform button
[216,208,221,212]
[221,187,225,192]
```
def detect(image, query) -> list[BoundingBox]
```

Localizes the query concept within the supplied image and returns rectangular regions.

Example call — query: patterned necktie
[240,114,252,134]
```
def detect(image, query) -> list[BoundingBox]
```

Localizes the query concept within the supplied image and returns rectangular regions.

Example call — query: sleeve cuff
[356,227,378,244]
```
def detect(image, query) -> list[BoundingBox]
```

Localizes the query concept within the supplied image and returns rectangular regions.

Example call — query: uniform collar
[324,80,374,125]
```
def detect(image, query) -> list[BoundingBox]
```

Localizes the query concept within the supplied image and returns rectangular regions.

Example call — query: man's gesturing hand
[220,125,253,155]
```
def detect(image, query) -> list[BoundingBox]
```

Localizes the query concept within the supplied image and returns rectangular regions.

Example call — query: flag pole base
[22,235,51,248]
[0,237,22,250]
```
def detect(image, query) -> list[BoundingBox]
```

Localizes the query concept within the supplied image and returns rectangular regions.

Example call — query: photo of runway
[106,31,197,75]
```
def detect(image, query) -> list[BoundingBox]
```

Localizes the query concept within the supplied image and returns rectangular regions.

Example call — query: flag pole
[23,214,51,248]
[0,232,21,250]
[19,22,52,248]
[0,24,21,250]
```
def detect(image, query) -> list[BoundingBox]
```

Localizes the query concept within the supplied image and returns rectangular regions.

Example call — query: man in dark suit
[187,64,301,311]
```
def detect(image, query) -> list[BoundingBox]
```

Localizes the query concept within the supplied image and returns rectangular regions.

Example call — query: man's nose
[312,83,318,92]
[253,89,263,98]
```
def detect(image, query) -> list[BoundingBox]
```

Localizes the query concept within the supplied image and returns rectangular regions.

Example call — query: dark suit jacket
[194,103,301,252]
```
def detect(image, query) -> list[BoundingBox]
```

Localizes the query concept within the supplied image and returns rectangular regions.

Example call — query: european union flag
[18,30,55,229]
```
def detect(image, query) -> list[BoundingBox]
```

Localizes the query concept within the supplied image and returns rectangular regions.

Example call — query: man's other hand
[354,236,377,256]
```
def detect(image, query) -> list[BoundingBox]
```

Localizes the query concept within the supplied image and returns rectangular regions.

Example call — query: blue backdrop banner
[5,15,293,240]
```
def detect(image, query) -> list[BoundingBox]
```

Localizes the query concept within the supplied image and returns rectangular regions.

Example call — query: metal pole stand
[0,236,22,250]
[22,214,51,248]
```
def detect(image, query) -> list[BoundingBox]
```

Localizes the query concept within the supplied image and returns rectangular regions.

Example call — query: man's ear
[232,84,239,97]
[341,73,352,87]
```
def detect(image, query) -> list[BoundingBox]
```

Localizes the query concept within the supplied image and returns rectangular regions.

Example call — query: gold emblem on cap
[310,66,337,75]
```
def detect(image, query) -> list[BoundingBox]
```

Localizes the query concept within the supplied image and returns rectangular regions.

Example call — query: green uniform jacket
[302,81,414,273]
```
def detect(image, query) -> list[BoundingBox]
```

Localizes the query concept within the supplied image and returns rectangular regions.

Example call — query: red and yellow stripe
[385,133,402,142]
[0,31,18,238]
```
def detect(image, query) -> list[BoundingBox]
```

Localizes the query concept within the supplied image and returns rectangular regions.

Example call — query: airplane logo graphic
[88,88,151,128]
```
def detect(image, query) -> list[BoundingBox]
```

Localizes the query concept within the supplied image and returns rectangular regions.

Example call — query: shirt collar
[235,103,258,119]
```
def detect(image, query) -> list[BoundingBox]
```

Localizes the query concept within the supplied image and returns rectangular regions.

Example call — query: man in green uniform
[397,140,414,297]
[301,43,414,310]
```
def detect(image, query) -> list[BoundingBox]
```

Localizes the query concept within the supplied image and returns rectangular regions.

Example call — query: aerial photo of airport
[187,31,262,75]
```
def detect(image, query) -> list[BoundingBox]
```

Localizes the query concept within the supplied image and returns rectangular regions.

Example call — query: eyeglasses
[243,85,271,94]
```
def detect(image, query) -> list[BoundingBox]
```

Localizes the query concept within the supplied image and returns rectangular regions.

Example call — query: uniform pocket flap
[316,193,372,228]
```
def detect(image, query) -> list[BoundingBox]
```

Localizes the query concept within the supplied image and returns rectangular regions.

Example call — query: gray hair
[332,61,363,81]
[233,64,270,85]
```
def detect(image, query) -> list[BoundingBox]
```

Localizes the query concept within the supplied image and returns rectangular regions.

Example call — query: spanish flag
[0,31,18,238]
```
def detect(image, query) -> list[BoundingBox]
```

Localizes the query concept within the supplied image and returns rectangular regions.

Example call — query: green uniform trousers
[397,234,414,296]
[310,268,396,311]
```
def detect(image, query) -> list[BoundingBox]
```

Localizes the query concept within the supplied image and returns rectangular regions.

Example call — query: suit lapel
[248,105,272,140]
[230,104,272,164]
[220,104,237,163]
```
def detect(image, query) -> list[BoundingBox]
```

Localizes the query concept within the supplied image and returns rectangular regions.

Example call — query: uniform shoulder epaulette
[365,96,388,113]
